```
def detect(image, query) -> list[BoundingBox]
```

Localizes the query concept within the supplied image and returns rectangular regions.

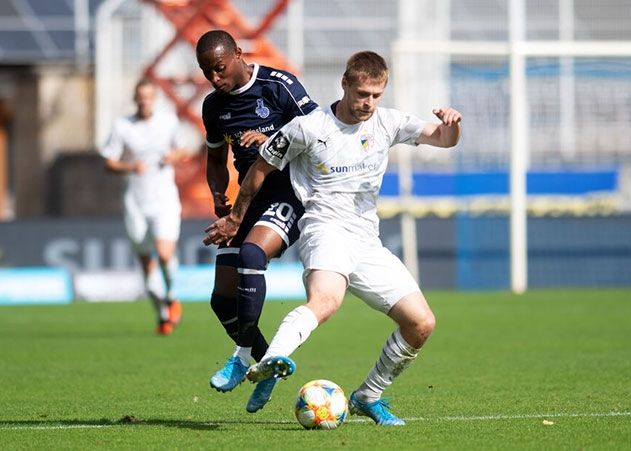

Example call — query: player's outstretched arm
[203,155,276,246]
[416,107,462,148]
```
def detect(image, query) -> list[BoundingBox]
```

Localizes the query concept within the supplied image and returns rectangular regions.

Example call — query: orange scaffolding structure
[140,0,294,217]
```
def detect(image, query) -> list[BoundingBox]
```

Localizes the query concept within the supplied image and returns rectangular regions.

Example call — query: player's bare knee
[421,310,436,336]
[403,310,435,348]
[307,294,342,324]
[412,295,436,338]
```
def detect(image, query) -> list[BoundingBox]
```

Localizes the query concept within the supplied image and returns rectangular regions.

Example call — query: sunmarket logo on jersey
[316,161,378,175]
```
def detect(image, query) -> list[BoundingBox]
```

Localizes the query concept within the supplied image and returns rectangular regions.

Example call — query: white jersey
[259,104,426,237]
[100,110,183,214]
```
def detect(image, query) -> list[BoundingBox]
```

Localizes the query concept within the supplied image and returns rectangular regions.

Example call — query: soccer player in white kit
[100,79,187,335]
[206,51,462,424]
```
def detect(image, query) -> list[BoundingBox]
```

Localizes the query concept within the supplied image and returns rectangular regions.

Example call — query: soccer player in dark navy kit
[196,30,317,413]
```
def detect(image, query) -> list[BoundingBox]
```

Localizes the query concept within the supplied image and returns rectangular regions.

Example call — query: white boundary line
[1,411,629,430]
[1,424,114,431]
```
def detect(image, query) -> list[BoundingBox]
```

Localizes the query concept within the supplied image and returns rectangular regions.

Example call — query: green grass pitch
[1,289,630,449]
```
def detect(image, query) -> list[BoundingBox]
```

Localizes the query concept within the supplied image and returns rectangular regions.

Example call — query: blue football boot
[348,391,406,426]
[209,356,248,392]
[246,377,279,413]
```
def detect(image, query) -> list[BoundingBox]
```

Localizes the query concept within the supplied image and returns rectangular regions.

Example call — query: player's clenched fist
[212,192,232,217]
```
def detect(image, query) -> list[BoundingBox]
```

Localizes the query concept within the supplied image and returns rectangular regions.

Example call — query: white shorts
[298,226,420,313]
[124,192,181,254]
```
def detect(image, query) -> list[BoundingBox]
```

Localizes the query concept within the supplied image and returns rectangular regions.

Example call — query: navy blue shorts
[216,185,304,267]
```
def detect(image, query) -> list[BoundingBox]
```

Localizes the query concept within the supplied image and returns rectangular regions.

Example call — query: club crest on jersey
[255,99,270,118]
[360,131,373,150]
[268,132,289,159]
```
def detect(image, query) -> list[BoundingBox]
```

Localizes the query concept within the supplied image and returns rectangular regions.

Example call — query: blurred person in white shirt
[100,78,186,336]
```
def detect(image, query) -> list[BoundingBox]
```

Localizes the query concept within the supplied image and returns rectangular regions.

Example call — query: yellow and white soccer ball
[294,379,348,430]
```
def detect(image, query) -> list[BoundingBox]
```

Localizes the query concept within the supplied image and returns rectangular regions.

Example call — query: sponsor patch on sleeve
[267,132,290,159]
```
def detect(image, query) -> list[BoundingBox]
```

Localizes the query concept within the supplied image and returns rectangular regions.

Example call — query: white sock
[145,266,168,321]
[160,256,179,301]
[262,305,319,359]
[355,329,420,403]
[232,346,252,367]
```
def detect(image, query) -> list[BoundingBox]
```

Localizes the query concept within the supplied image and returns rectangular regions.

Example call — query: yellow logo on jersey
[223,132,234,145]
[316,162,329,174]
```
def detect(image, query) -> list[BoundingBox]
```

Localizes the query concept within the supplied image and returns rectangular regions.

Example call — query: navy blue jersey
[202,63,317,185]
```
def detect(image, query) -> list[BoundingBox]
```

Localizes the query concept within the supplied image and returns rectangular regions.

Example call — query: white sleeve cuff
[206,139,225,149]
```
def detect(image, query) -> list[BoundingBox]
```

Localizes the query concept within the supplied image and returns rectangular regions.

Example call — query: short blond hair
[343,51,388,86]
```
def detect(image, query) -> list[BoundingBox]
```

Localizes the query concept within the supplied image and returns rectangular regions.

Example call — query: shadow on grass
[0,415,300,431]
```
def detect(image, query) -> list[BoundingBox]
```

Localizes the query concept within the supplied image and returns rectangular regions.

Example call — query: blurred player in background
[100,78,186,336]
[196,29,317,412]
[206,51,462,424]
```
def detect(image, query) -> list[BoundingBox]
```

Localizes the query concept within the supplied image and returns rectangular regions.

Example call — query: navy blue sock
[210,293,239,342]
[236,242,268,350]
[210,292,268,361]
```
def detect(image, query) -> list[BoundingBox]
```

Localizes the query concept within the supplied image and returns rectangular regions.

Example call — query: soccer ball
[294,379,348,430]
